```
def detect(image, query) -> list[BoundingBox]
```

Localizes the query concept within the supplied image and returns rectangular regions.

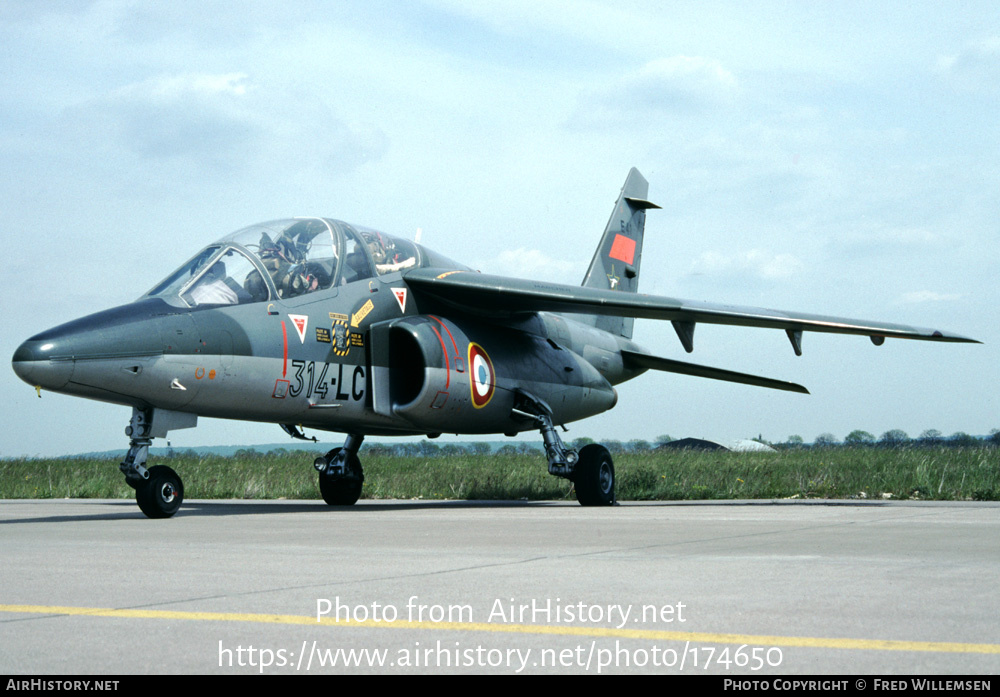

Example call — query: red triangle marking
[393,288,407,313]
[288,315,308,343]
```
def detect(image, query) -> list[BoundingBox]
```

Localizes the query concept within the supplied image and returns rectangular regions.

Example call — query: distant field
[1,447,997,501]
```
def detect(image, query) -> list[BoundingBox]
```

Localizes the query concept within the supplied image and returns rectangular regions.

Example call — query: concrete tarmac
[1,498,998,675]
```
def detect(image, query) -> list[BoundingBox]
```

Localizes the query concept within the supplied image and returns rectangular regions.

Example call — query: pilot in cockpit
[254,232,320,299]
[188,262,238,305]
[363,230,416,274]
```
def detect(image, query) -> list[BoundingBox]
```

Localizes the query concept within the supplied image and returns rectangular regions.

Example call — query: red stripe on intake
[429,324,450,388]
[429,315,460,359]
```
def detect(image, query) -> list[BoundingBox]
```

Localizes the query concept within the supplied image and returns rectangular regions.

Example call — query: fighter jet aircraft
[11,169,978,518]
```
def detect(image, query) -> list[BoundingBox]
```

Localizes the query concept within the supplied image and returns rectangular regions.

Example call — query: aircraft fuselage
[13,267,632,437]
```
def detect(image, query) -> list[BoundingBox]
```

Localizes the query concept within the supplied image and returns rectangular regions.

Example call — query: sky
[1,1,997,457]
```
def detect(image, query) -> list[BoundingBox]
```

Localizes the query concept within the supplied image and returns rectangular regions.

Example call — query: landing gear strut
[314,433,365,505]
[119,408,186,518]
[513,390,616,506]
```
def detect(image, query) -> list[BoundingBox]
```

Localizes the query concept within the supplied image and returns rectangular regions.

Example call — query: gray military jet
[11,169,978,517]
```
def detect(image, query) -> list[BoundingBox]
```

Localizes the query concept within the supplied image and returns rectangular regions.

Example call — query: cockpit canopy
[145,218,460,308]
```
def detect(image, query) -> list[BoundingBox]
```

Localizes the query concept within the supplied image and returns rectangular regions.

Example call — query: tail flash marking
[609,235,636,265]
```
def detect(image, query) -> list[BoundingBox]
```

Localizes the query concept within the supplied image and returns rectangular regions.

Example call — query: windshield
[182,248,263,306]
[147,246,222,299]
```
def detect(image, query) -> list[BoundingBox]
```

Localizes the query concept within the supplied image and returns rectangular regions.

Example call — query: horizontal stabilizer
[622,350,809,394]
[624,196,662,210]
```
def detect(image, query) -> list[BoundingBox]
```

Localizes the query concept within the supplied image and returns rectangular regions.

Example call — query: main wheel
[318,448,364,506]
[573,444,615,506]
[136,465,184,519]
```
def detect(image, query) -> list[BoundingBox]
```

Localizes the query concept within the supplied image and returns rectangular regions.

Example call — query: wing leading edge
[404,268,979,349]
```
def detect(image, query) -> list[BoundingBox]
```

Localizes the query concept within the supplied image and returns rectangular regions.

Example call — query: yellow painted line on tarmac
[2,604,999,655]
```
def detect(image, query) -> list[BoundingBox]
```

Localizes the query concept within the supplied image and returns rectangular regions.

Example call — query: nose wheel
[315,433,365,506]
[135,465,184,518]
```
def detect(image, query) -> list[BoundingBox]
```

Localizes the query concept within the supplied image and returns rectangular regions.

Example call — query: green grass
[1,447,997,501]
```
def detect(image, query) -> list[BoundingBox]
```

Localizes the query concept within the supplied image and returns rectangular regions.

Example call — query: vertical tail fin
[580,168,661,339]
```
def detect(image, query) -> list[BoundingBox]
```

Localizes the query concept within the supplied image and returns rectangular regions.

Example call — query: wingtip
[939,334,982,344]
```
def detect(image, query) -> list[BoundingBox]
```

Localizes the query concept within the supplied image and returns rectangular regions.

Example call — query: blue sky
[2,1,997,456]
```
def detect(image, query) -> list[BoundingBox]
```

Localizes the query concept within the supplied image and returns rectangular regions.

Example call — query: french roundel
[468,343,495,408]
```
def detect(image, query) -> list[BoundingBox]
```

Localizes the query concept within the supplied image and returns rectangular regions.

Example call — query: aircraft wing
[404,268,979,348]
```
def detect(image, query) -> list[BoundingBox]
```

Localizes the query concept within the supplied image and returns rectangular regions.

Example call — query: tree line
[192,429,1000,459]
[783,429,1000,449]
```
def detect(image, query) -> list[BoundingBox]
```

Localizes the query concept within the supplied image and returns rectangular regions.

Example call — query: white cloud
[57,72,386,175]
[146,73,251,98]
[877,228,937,245]
[421,0,651,55]
[622,56,736,106]
[481,247,577,283]
[935,37,1000,93]
[686,249,803,281]
[830,226,943,259]
[636,56,737,93]
[897,291,963,304]
[571,55,738,127]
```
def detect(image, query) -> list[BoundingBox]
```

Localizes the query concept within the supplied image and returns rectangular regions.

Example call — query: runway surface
[2,498,998,675]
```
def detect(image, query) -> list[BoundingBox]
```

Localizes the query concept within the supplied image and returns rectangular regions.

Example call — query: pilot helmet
[365,231,387,263]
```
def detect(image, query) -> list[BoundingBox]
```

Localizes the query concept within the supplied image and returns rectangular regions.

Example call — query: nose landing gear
[314,433,365,506]
[119,407,195,518]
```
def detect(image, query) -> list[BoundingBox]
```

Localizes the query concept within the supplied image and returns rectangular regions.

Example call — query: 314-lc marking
[287,360,365,401]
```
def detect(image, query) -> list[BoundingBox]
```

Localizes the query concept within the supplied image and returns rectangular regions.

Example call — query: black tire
[136,465,184,519]
[318,448,364,506]
[573,444,615,506]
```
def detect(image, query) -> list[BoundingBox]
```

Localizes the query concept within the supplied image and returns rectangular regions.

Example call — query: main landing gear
[513,390,616,506]
[572,444,616,506]
[314,432,365,506]
[120,408,186,519]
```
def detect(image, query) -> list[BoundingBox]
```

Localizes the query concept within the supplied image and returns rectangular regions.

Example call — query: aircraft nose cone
[11,339,74,390]
[12,298,177,394]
